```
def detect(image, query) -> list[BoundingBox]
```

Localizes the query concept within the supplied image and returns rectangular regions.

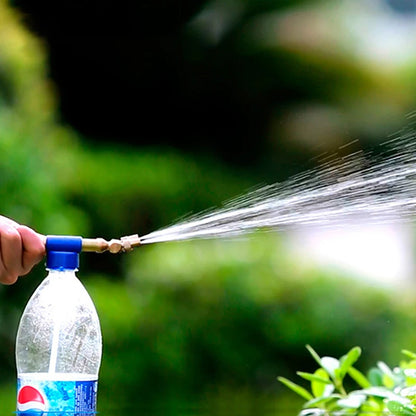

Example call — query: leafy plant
[278,345,416,416]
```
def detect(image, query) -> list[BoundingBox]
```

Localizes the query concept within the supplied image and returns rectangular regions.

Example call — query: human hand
[0,216,45,285]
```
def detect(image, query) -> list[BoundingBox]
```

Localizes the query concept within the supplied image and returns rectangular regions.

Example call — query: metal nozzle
[81,234,141,254]
[40,234,141,254]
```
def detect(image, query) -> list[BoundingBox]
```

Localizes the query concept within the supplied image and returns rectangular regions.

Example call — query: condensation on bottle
[15,236,102,415]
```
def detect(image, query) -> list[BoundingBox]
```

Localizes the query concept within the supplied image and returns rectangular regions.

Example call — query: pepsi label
[17,375,98,415]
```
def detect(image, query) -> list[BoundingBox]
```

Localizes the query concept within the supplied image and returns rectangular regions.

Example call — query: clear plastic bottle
[16,236,102,415]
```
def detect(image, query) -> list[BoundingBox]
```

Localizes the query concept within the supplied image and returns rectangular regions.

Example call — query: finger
[17,226,46,274]
[0,226,24,279]
[0,261,18,285]
[0,215,19,228]
[0,219,22,284]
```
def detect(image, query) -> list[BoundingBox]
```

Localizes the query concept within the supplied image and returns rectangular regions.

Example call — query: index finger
[17,226,46,273]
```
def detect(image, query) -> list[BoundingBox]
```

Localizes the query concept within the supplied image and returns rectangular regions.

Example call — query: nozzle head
[121,234,141,251]
[80,234,141,254]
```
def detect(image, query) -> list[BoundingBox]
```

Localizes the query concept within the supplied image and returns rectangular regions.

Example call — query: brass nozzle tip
[81,235,141,254]
[120,234,141,252]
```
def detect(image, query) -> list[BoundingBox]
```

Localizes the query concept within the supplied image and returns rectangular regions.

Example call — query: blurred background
[1,0,416,413]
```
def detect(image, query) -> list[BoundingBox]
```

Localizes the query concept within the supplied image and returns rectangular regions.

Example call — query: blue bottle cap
[46,236,82,271]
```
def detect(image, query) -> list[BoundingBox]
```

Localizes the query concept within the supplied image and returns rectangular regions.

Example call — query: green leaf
[382,373,396,389]
[278,376,314,401]
[306,344,323,368]
[403,350,416,361]
[359,397,384,416]
[297,371,331,385]
[368,368,383,386]
[378,361,394,377]
[321,356,340,378]
[404,369,416,379]
[304,394,341,408]
[348,366,371,389]
[337,393,366,409]
[387,400,416,416]
[311,368,331,398]
[360,387,409,403]
[336,346,361,380]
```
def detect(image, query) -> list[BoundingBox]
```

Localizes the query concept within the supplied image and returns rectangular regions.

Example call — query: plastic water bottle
[15,236,102,415]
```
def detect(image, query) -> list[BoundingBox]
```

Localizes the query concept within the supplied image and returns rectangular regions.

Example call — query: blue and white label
[17,376,98,415]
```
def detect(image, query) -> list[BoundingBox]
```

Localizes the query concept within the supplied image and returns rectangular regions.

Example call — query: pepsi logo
[17,385,47,413]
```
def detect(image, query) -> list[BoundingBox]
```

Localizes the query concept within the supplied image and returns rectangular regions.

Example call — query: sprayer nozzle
[81,234,141,254]
[120,234,141,251]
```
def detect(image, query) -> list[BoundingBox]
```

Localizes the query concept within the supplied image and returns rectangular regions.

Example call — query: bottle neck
[46,269,78,279]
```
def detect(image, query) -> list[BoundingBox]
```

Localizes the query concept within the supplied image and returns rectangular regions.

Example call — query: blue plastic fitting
[46,236,83,271]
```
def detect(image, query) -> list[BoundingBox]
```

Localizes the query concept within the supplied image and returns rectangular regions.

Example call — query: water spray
[34,131,416,252]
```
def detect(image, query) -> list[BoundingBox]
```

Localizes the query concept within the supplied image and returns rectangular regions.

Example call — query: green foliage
[279,346,416,416]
